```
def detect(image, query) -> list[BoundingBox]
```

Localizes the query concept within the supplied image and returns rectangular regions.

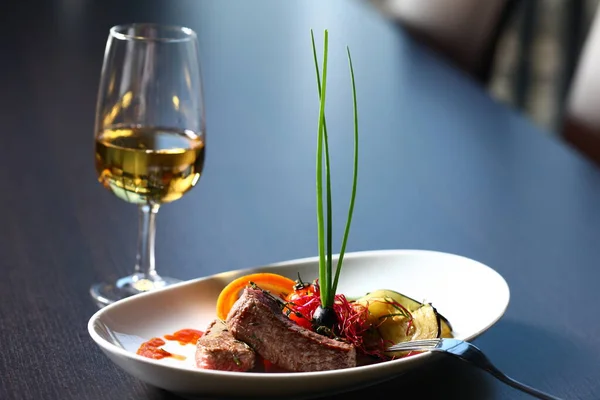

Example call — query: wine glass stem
[135,203,160,278]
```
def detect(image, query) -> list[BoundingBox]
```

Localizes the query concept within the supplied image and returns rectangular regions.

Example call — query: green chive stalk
[332,46,358,298]
[314,29,329,308]
[311,29,359,327]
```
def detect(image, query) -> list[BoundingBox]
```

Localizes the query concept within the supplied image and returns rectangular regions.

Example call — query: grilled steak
[195,319,255,372]
[226,288,357,372]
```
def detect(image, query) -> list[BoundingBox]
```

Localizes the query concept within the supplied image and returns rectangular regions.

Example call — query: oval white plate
[88,250,510,399]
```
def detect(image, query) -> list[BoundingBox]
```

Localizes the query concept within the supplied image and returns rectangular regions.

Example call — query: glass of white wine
[91,23,205,306]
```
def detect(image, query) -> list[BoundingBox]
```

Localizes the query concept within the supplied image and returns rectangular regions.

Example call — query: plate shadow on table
[140,357,493,400]
[474,319,600,400]
[139,357,495,400]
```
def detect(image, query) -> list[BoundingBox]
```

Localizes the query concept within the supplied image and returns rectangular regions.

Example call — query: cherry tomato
[285,281,318,302]
[284,281,319,329]
[287,310,313,329]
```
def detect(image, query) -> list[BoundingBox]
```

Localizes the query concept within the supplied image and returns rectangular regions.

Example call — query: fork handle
[485,367,563,400]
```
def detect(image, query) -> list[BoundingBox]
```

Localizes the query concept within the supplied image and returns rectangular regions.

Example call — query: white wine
[95,126,205,204]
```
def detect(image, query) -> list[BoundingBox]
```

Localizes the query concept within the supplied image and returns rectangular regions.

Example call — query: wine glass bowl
[94,126,205,205]
[91,23,205,307]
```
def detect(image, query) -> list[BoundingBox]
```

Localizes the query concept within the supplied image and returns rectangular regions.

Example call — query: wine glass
[91,23,205,306]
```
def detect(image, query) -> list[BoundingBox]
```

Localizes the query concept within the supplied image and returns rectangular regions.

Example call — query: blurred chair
[372,0,600,166]
[563,2,600,165]
[370,0,519,83]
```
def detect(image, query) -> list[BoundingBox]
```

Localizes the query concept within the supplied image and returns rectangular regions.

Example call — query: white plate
[88,249,510,399]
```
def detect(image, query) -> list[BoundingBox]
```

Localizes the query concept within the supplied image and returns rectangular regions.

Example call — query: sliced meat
[195,319,255,372]
[226,288,356,372]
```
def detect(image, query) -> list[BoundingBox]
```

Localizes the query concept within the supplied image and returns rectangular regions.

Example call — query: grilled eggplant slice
[381,303,441,357]
[365,302,440,357]
[408,303,441,339]
[356,289,453,338]
[439,314,453,338]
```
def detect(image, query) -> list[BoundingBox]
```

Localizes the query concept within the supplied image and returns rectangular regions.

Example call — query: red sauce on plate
[137,337,173,360]
[137,328,204,361]
[164,329,203,345]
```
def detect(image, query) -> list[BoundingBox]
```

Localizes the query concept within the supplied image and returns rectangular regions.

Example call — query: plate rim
[88,248,511,379]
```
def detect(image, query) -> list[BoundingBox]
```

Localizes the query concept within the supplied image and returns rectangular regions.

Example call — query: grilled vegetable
[355,292,441,355]
[357,289,453,338]
[382,304,440,357]
[409,304,441,339]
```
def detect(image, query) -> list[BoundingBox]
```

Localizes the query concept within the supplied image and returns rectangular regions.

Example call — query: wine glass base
[90,273,181,308]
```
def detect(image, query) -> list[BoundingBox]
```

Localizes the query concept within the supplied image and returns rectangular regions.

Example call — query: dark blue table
[1,0,599,399]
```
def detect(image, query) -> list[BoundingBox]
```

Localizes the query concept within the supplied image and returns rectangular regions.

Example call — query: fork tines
[386,338,442,352]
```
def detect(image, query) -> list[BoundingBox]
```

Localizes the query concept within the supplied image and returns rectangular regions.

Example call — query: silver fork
[386,338,563,400]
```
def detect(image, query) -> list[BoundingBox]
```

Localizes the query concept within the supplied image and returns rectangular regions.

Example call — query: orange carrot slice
[216,273,296,320]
